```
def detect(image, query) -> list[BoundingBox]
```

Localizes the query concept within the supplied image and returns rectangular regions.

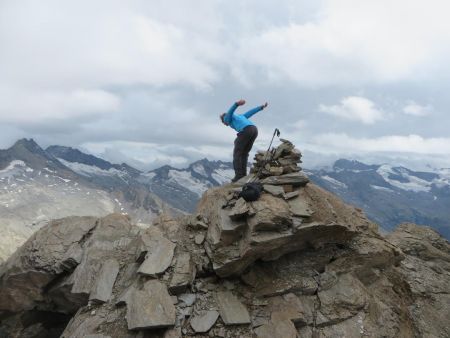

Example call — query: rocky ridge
[0,140,449,337]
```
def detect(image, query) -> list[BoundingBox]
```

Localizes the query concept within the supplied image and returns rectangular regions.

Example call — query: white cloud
[0,86,120,123]
[0,0,225,121]
[319,96,384,124]
[82,140,232,170]
[0,1,223,90]
[235,0,450,86]
[403,101,433,117]
[310,133,450,155]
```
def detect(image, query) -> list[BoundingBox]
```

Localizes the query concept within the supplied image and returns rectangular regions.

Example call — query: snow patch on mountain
[57,158,126,178]
[434,168,450,187]
[370,185,394,192]
[322,175,348,189]
[0,160,29,176]
[192,163,208,177]
[211,167,234,185]
[141,172,156,180]
[377,165,432,192]
[168,170,211,197]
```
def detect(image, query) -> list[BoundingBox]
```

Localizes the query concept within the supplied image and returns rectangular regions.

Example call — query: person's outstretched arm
[224,99,246,124]
[243,102,268,118]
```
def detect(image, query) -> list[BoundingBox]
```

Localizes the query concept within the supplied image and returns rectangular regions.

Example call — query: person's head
[220,113,228,126]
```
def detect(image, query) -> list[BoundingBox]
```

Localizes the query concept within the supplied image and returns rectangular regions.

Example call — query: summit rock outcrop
[0,140,449,338]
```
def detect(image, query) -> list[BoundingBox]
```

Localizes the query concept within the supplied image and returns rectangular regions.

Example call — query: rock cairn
[251,138,302,178]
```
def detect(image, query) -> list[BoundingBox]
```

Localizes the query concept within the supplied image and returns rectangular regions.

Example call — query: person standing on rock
[220,99,268,182]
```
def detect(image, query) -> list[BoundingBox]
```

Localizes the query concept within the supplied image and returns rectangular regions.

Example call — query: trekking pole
[266,128,280,158]
[250,128,281,182]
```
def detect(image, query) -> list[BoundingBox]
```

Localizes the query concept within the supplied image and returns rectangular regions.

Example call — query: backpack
[239,182,263,202]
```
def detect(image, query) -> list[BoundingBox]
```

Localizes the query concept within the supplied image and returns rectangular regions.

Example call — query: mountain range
[1,138,449,261]
[306,159,450,239]
[0,139,170,261]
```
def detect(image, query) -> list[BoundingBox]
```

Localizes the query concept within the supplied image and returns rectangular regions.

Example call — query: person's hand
[236,99,246,106]
[262,102,268,109]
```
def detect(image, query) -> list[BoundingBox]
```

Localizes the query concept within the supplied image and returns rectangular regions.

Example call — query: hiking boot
[231,175,245,183]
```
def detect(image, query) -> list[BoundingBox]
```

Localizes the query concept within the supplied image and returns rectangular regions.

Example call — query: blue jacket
[223,103,264,132]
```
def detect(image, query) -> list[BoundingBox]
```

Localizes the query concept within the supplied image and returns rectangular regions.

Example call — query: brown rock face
[199,183,367,277]
[0,140,449,338]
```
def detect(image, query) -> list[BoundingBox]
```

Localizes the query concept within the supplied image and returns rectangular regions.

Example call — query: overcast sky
[1,0,450,170]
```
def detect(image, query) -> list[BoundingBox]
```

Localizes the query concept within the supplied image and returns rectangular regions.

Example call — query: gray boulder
[126,280,176,330]
[216,291,251,325]
[136,227,176,277]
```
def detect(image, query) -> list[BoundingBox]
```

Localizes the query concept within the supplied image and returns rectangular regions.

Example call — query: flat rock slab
[247,194,292,232]
[268,166,284,176]
[268,293,310,326]
[190,310,219,333]
[137,229,176,277]
[194,234,205,245]
[126,280,176,330]
[254,320,297,338]
[89,259,120,303]
[288,196,312,217]
[263,185,285,197]
[261,172,309,186]
[284,191,299,200]
[216,291,251,325]
[169,252,195,295]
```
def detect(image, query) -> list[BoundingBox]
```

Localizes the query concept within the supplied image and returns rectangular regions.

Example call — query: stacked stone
[251,138,302,178]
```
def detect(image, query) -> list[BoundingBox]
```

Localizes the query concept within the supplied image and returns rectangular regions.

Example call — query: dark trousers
[233,125,258,179]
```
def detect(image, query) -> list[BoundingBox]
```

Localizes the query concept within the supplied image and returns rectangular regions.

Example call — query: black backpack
[239,182,263,202]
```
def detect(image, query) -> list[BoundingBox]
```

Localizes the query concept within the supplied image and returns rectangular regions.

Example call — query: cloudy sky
[1,0,449,170]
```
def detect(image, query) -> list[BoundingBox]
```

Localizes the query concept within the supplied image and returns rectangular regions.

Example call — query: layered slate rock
[126,280,176,330]
[228,197,251,221]
[216,291,251,325]
[169,252,196,295]
[247,194,292,232]
[89,258,120,303]
[0,216,98,313]
[49,214,137,313]
[205,200,247,249]
[199,183,365,277]
[260,172,309,186]
[263,184,285,197]
[136,227,176,277]
[190,310,219,333]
